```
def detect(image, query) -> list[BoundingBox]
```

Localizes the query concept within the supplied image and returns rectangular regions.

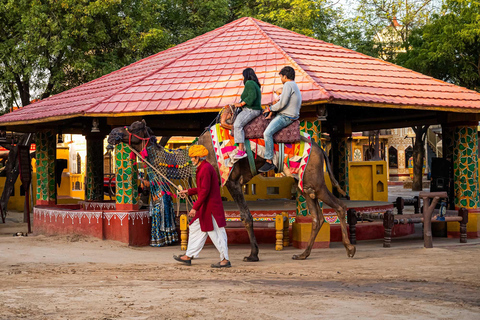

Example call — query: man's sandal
[173,254,192,266]
[211,261,231,268]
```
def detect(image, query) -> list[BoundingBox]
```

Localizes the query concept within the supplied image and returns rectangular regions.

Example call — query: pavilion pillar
[85,134,105,202]
[442,124,455,162]
[35,130,56,206]
[452,125,479,210]
[445,123,479,238]
[115,142,139,210]
[293,117,330,249]
[331,125,351,198]
[297,117,323,217]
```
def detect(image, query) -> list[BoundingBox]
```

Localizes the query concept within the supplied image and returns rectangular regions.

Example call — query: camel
[108,120,356,261]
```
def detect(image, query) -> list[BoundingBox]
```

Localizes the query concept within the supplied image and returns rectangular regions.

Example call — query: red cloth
[187,161,226,232]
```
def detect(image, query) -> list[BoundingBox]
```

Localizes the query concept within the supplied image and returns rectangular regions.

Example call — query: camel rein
[125,126,150,152]
[128,147,194,212]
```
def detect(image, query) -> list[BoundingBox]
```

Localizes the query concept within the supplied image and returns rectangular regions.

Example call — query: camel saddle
[232,115,300,144]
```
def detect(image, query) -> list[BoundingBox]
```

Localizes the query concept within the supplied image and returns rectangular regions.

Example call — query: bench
[347,192,468,248]
[393,196,420,214]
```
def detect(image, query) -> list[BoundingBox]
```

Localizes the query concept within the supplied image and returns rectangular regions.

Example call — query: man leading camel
[174,145,231,268]
[259,66,302,173]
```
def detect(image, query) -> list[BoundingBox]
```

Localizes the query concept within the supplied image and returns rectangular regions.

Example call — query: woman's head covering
[189,145,208,157]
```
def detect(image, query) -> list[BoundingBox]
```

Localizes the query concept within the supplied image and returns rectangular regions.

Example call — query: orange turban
[189,145,208,157]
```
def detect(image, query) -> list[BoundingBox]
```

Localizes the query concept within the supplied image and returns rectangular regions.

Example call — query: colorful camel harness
[210,123,312,191]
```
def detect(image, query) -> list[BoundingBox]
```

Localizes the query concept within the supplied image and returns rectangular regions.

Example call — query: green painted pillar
[115,142,139,210]
[35,130,56,206]
[296,117,322,217]
[293,117,331,249]
[85,135,105,202]
[452,125,479,209]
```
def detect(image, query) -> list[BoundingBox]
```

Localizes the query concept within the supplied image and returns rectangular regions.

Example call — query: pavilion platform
[32,199,415,247]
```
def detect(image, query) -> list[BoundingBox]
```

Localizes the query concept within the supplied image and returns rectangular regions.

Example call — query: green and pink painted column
[115,142,139,210]
[35,130,56,206]
[444,123,479,238]
[296,117,323,217]
[293,117,330,249]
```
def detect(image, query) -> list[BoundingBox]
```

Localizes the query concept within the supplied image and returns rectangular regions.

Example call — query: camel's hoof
[243,255,259,262]
[347,245,356,258]
[292,254,307,260]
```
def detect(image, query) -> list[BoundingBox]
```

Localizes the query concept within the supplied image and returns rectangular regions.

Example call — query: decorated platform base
[33,201,151,246]
[447,211,480,239]
[219,200,400,246]
[33,200,415,247]
[292,219,330,249]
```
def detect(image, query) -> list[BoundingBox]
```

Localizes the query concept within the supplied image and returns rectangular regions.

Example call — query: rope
[129,147,194,208]
[176,186,191,218]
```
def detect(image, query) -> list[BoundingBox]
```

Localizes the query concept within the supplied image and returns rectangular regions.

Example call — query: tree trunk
[412,125,429,191]
[0,134,31,221]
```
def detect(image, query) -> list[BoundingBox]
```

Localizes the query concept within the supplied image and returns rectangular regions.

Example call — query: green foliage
[398,0,480,91]
[156,0,231,44]
[353,0,440,61]
[329,16,383,58]
[234,0,340,40]
[0,0,168,109]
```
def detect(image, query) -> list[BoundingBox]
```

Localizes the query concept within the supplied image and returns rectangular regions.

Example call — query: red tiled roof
[1,17,480,125]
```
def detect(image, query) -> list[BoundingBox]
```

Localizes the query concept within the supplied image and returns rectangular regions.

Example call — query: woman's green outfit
[234,80,262,144]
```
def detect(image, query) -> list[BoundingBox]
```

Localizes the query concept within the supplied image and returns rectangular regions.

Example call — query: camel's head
[107,119,154,152]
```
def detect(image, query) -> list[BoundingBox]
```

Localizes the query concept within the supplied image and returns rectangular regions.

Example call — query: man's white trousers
[185,216,229,261]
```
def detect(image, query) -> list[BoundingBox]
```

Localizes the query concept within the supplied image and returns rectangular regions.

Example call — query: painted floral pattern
[115,143,138,207]
[35,131,56,204]
[453,126,479,209]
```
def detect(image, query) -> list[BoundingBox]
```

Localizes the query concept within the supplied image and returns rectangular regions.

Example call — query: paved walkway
[388,184,429,202]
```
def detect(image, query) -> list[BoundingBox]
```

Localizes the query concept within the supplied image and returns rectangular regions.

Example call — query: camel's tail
[320,147,348,198]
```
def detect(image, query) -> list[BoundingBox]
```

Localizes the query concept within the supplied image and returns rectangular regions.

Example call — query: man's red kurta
[187,161,226,232]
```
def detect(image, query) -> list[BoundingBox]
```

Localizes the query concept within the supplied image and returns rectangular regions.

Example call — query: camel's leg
[225,180,259,262]
[292,196,324,260]
[318,187,356,258]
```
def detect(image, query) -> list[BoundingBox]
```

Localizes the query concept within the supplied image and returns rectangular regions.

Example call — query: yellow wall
[0,173,37,211]
[0,147,84,212]
[221,175,296,201]
[349,161,388,202]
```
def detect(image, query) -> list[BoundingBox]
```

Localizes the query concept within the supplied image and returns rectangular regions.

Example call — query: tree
[234,0,340,39]
[412,125,429,191]
[158,0,231,44]
[354,0,440,62]
[399,0,480,91]
[0,0,168,110]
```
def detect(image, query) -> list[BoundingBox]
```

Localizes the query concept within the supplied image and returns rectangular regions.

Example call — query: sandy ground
[0,185,478,319]
[1,233,479,320]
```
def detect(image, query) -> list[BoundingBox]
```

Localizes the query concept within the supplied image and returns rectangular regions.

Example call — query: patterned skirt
[150,194,178,247]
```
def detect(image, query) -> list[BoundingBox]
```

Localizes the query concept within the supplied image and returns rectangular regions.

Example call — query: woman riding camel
[232,68,262,159]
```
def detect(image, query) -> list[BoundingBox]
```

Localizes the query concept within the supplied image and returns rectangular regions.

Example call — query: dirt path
[1,235,479,319]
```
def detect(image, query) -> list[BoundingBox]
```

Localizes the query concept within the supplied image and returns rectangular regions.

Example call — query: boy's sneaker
[258,162,276,173]
[234,150,247,160]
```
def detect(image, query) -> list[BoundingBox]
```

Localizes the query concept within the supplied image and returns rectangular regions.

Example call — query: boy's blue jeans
[263,114,294,160]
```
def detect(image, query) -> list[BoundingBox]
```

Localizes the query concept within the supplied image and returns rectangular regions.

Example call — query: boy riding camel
[259,66,302,173]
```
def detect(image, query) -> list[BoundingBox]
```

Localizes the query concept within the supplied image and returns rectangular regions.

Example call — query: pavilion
[0,17,478,244]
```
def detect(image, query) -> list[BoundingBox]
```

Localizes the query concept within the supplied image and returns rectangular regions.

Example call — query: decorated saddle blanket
[210,123,312,191]
[231,115,300,143]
